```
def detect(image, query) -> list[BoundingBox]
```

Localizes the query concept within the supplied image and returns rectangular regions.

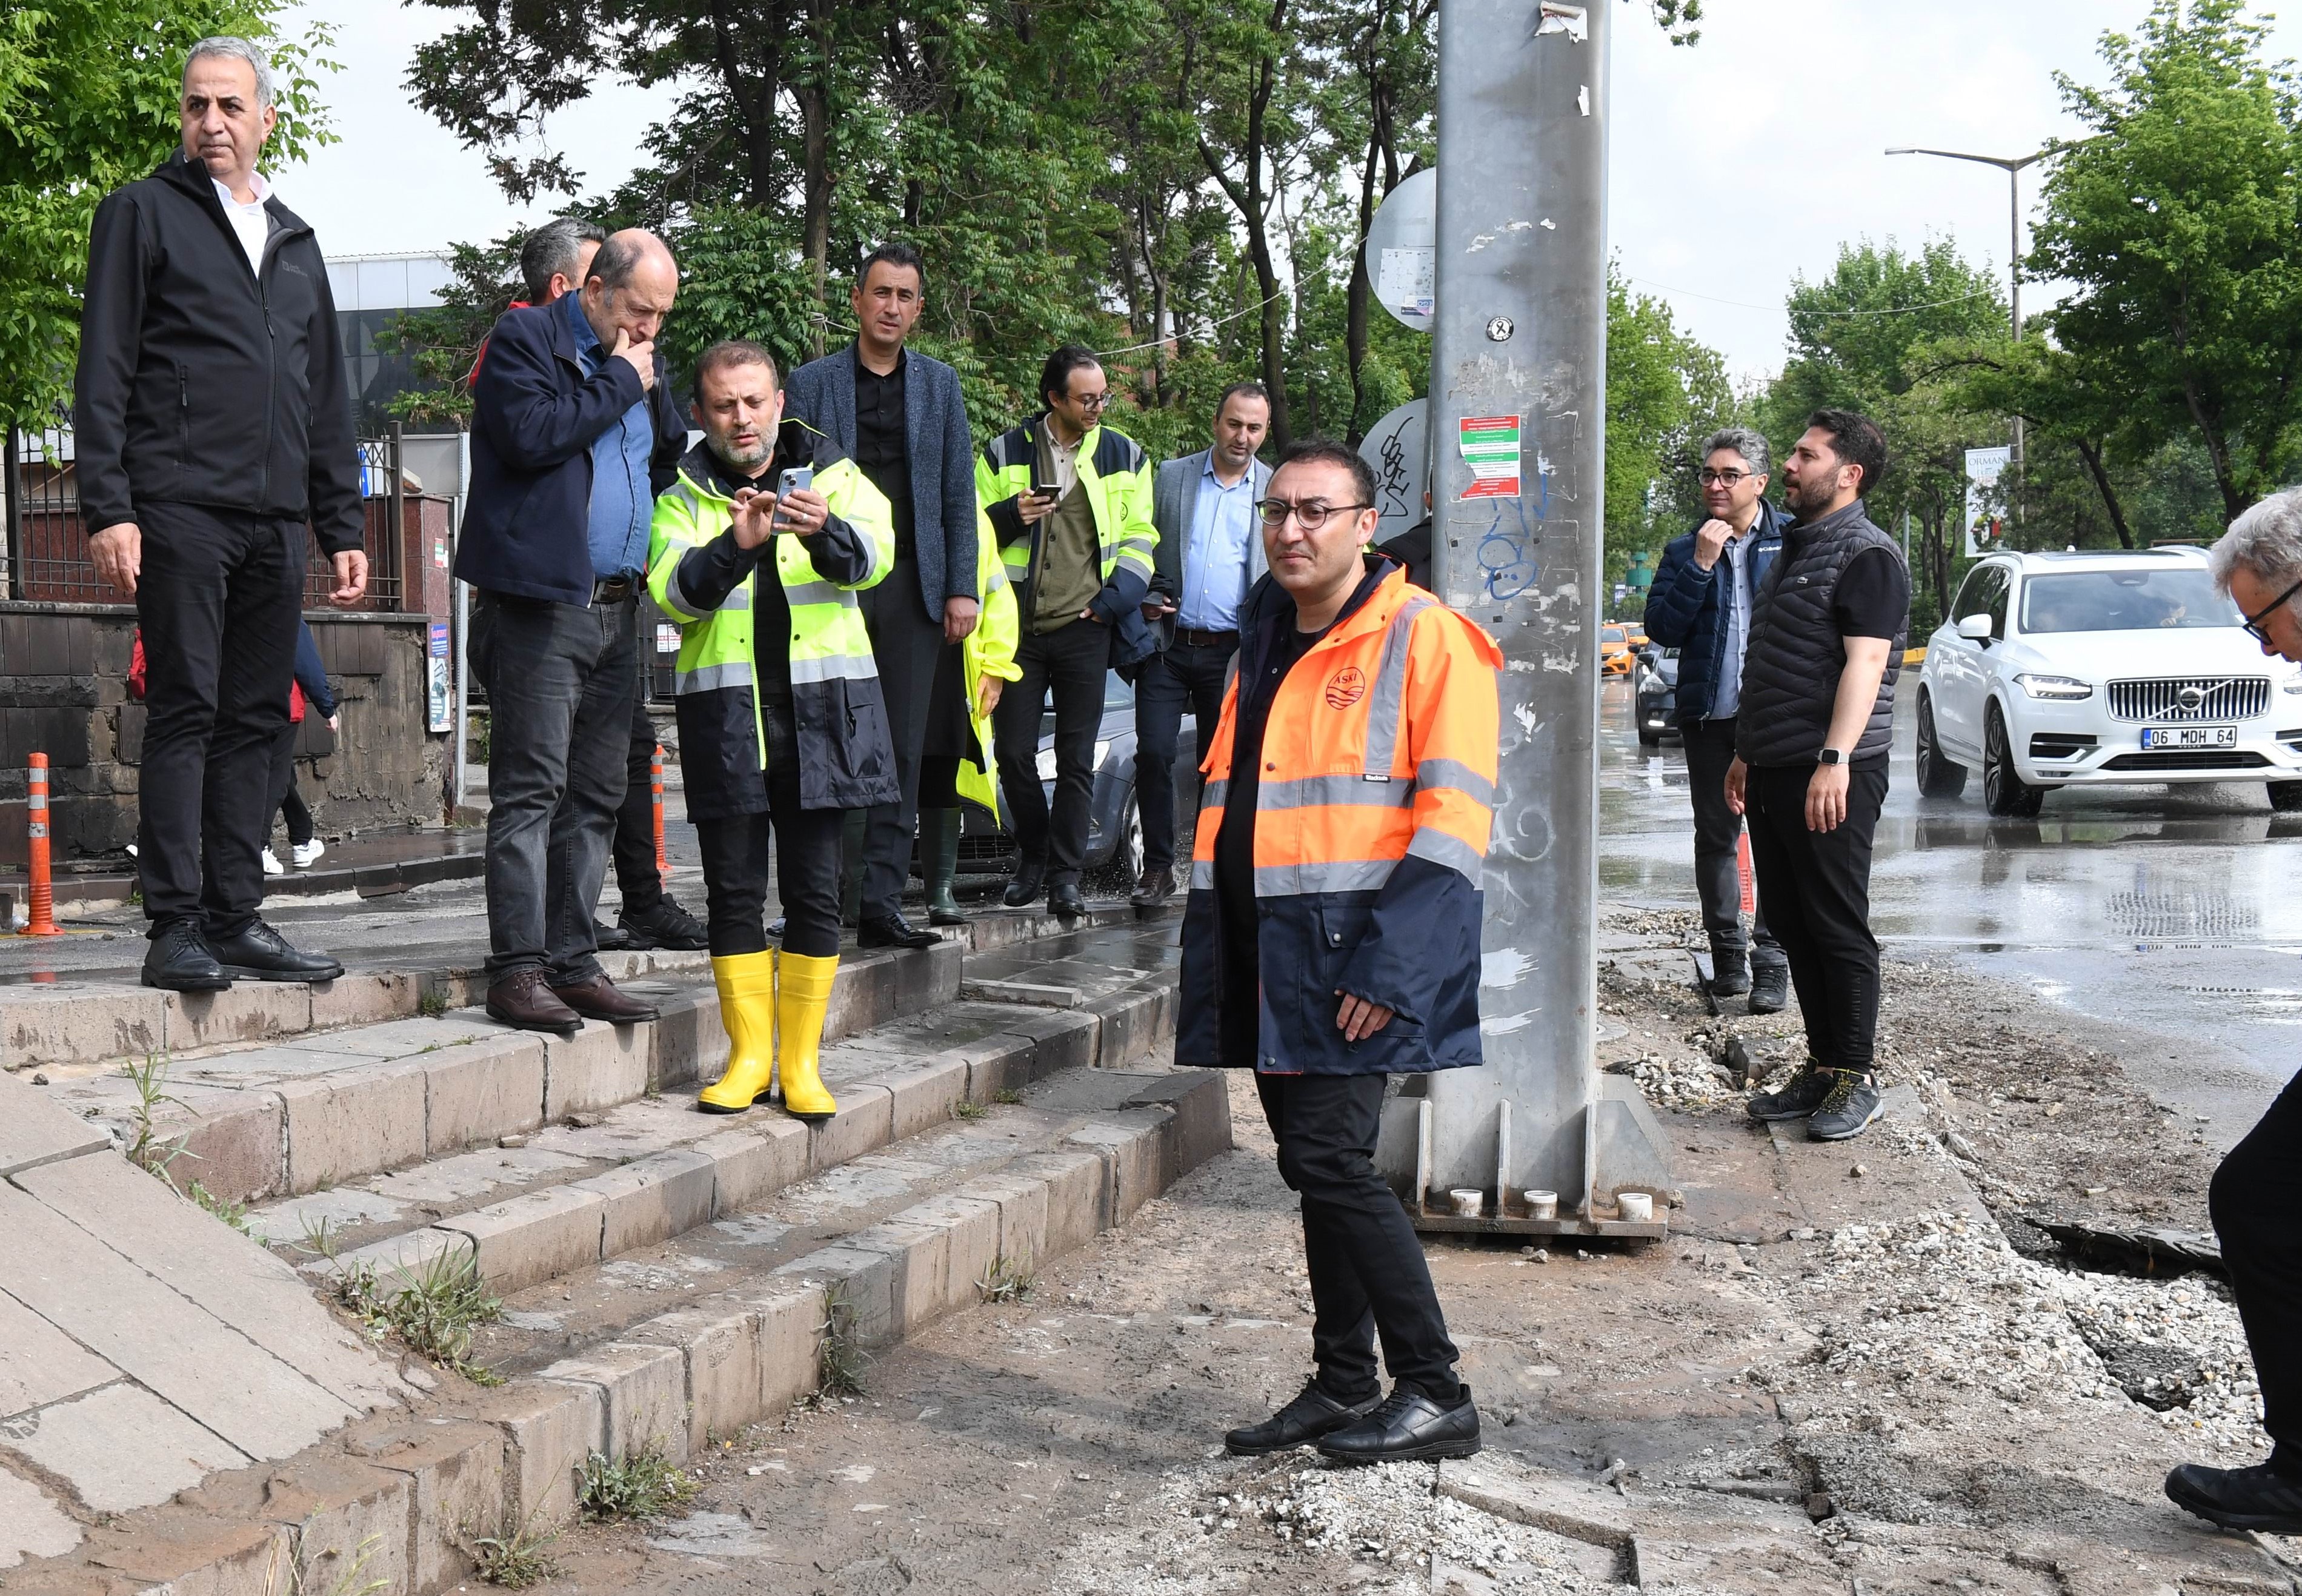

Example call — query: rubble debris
[2031,1217,2224,1280]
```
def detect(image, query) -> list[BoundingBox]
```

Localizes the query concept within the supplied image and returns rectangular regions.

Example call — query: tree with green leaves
[2031,0,2302,524]
[1604,267,1738,591]
[0,3,334,428]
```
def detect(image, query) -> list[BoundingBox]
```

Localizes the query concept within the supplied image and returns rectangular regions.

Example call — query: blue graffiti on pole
[1477,494,1543,601]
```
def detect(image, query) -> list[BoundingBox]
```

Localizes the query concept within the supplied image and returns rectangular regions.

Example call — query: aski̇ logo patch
[1324,667,1368,710]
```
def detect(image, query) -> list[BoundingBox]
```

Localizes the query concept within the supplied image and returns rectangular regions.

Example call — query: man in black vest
[1725,409,1907,1143]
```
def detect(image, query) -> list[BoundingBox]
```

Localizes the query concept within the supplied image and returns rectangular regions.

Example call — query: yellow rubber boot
[697,949,778,1113]
[775,951,840,1123]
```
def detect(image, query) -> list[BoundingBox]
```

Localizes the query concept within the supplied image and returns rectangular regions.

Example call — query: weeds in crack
[976,1251,1036,1305]
[817,1282,870,1398]
[418,989,449,1018]
[120,1055,190,1179]
[276,1531,390,1596]
[332,1244,503,1386]
[468,1512,559,1586]
[578,1443,695,1521]
[185,1179,254,1235]
[992,1088,1023,1105]
[953,1099,989,1121]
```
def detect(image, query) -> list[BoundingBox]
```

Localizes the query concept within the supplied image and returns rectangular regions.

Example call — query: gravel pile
[1043,1453,1639,1595]
[1606,1048,1742,1112]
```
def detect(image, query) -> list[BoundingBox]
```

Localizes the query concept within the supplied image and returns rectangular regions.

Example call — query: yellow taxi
[1600,623,1634,676]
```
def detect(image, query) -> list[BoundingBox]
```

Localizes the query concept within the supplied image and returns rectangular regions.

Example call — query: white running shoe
[291,839,326,869]
[261,846,284,877]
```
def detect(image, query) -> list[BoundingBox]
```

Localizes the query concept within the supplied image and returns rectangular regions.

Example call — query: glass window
[2017,568,2241,634]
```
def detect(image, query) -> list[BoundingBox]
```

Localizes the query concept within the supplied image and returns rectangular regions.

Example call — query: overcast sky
[279,1,2302,385]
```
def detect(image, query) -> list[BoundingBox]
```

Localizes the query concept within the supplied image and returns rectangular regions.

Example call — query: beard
[713,432,773,473]
[1784,473,1837,517]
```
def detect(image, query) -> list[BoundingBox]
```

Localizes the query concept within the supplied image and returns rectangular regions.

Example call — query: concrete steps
[1,912,1222,1596]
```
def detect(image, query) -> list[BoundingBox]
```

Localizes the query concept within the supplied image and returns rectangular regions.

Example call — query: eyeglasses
[1257,498,1372,531]
[1697,468,1754,486]
[2243,572,2302,643]
[1069,391,1110,411]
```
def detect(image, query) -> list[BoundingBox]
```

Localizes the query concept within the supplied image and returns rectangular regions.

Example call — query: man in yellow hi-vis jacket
[915,510,1022,922]
[646,341,896,1122]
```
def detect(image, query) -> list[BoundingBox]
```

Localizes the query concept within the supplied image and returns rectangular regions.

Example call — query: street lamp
[1887,145,2047,487]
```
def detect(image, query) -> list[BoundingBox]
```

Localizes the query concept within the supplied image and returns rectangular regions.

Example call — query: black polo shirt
[853,349,914,560]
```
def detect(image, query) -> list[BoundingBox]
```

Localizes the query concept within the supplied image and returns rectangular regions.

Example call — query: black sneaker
[142,921,231,992]
[1708,949,1751,997]
[1316,1383,1482,1465]
[2166,1461,2302,1535]
[1749,958,1789,1014]
[620,894,708,951]
[1807,1070,1885,1142]
[208,919,344,983]
[1746,1066,1835,1122]
[594,919,635,952]
[1224,1379,1382,1457]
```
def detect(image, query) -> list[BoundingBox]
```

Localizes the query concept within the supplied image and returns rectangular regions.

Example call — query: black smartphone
[1030,454,1059,501]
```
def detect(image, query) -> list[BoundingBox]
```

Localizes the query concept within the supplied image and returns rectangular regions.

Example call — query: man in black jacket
[76,36,368,992]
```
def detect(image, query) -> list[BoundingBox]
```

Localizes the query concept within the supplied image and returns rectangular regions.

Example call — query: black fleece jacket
[73,150,363,552]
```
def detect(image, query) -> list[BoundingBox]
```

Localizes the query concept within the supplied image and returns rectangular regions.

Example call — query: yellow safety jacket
[976,416,1159,670]
[955,505,1023,819]
[646,429,899,818]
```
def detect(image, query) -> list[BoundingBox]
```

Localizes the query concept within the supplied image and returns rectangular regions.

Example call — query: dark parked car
[956,672,1200,885]
[1634,646,1679,747]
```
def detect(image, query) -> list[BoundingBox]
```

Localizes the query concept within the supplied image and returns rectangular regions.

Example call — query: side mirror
[1957,614,1995,642]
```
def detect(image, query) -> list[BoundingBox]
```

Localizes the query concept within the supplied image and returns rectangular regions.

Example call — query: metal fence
[2,425,406,610]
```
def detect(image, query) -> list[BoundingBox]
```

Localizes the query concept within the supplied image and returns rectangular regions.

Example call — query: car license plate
[2141,725,2237,750]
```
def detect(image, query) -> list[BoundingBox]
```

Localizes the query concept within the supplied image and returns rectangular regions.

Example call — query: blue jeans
[471,592,637,983]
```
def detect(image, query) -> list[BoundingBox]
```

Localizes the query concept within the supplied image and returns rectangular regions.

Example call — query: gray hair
[184,36,274,108]
[2211,488,2302,614]
[1702,427,1770,477]
[520,217,608,303]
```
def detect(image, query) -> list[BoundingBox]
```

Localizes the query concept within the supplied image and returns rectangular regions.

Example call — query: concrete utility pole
[1396,0,1666,1236]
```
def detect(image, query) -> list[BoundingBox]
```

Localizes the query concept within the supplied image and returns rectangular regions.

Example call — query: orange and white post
[652,745,668,876]
[22,753,62,936]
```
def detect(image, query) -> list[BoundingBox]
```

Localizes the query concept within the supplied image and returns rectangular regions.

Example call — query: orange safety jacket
[1176,557,1502,1076]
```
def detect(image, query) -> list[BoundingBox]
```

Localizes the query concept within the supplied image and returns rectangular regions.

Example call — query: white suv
[1912,547,2302,817]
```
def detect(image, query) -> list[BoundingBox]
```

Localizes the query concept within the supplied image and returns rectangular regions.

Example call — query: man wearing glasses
[2164,491,2302,1537]
[1643,428,1789,1012]
[1179,439,1500,1465]
[977,347,1160,917]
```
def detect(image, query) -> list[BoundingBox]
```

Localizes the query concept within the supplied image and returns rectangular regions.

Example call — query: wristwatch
[1817,747,1847,766]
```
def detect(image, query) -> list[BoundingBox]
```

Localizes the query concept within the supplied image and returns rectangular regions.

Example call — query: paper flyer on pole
[1459,414,1523,499]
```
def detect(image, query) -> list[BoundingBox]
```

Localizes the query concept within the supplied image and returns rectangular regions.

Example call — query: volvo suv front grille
[2105,677,2269,723]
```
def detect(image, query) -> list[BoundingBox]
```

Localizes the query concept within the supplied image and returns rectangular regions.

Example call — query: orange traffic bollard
[652,745,668,876]
[22,753,62,936]
[1736,830,1755,917]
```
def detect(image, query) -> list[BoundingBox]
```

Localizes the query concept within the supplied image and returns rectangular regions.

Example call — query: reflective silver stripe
[782,580,856,608]
[985,564,1008,593]
[676,660,754,693]
[1200,778,1228,810]
[787,652,881,685]
[1252,858,1397,896]
[1256,774,1416,812]
[1412,757,1495,807]
[1362,597,1435,778]
[1406,826,1486,881]
[664,482,701,521]
[1189,859,1216,891]
[717,583,751,612]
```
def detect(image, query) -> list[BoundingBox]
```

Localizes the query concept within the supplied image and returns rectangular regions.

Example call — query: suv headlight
[2283,671,2302,694]
[2015,673,2093,700]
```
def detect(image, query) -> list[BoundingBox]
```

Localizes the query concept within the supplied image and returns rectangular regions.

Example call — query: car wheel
[1915,694,1968,798]
[1089,793,1145,894]
[1637,727,1660,748]
[1982,702,2044,819]
[2270,781,2302,813]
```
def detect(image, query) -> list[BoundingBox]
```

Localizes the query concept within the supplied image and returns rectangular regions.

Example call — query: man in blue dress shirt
[1134,382,1274,907]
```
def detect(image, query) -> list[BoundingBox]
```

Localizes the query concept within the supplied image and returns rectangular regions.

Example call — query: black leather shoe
[2166,1461,2302,1534]
[1129,866,1177,908]
[1749,957,1789,1014]
[208,920,344,983]
[1225,1380,1382,1457]
[1316,1384,1481,1465]
[1049,882,1086,919]
[766,916,787,942]
[857,912,940,950]
[1002,859,1046,908]
[620,895,708,951]
[142,922,231,992]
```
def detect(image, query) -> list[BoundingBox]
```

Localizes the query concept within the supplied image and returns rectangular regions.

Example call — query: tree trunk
[799,0,835,359]
[707,0,782,210]
[2072,437,2136,550]
[1199,0,1294,448]
[1345,128,1378,447]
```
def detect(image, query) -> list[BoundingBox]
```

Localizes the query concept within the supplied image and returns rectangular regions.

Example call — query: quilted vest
[1734,500,1908,768]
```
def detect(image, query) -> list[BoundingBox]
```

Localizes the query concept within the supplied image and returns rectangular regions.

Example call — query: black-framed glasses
[1070,391,1111,411]
[1257,498,1372,531]
[1697,468,1752,486]
[2243,573,2302,643]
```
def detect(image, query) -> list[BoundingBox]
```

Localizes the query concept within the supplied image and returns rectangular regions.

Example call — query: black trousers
[992,620,1106,886]
[134,502,306,939]
[692,694,846,960]
[611,686,665,917]
[1680,717,1778,963]
[1257,1072,1460,1401]
[857,553,953,918]
[470,592,636,983]
[2212,1071,2302,1472]
[1743,760,1888,1072]
[1134,637,1234,873]
[267,720,314,848]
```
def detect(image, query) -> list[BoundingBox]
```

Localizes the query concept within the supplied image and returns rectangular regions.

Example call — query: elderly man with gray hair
[2164,494,2302,1536]
[76,35,368,993]
[1641,427,1790,1012]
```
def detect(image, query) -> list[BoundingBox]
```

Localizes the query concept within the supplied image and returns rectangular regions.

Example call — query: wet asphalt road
[1600,678,2300,1132]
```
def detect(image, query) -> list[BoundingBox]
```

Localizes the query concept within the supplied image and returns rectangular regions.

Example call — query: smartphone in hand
[774,465,813,532]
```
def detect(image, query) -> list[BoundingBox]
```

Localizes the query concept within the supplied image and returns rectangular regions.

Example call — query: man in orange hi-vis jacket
[1179,437,1502,1467]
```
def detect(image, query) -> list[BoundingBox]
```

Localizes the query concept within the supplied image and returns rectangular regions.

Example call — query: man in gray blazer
[1133,381,1274,906]
[787,243,979,949]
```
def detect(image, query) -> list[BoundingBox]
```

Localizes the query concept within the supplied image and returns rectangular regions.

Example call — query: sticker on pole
[1458,415,1523,499]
